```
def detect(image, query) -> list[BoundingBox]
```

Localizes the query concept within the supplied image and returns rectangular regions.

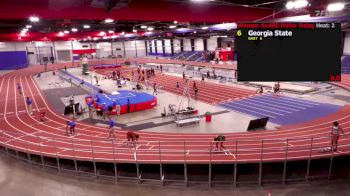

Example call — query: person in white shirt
[331,121,344,152]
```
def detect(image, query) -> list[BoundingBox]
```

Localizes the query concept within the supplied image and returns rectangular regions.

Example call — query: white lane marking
[237,99,292,114]
[253,96,308,110]
[240,98,299,112]
[224,101,285,116]
[220,103,276,118]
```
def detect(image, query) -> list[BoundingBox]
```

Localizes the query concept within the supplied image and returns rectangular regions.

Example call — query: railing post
[234,140,237,188]
[26,137,31,163]
[134,141,140,183]
[112,139,118,182]
[282,138,288,185]
[184,141,188,187]
[209,141,212,187]
[91,140,97,177]
[258,139,264,186]
[72,137,78,175]
[328,137,335,181]
[159,141,164,186]
[54,138,61,172]
[39,136,45,169]
[306,137,313,182]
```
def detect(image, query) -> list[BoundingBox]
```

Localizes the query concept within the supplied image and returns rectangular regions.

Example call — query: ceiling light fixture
[202,26,209,30]
[64,30,69,34]
[99,31,106,36]
[327,2,345,12]
[29,16,40,22]
[147,27,154,31]
[58,32,64,37]
[83,25,90,29]
[286,1,294,9]
[169,25,177,29]
[141,25,147,29]
[286,0,308,10]
[191,0,214,2]
[108,30,114,34]
[71,28,78,32]
[26,25,32,28]
[133,29,137,33]
[104,18,114,23]
[294,0,308,9]
[174,21,178,24]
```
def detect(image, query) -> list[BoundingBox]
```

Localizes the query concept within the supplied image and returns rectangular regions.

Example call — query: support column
[180,39,184,52]
[134,40,138,57]
[162,40,165,55]
[203,38,208,51]
[145,41,148,56]
[170,39,174,55]
[217,37,222,48]
[122,41,126,58]
[111,41,114,56]
[154,40,158,54]
[190,39,195,52]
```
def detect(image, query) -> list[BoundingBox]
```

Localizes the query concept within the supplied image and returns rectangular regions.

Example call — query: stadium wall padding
[0,51,28,70]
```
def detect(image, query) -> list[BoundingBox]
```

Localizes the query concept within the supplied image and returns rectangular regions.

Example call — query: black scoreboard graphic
[236,23,341,82]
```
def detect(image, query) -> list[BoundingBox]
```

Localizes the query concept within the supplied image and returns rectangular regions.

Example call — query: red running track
[95,66,255,104]
[332,74,350,90]
[0,63,350,164]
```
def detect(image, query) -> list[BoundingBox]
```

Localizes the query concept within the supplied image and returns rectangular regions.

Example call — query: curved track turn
[0,62,350,164]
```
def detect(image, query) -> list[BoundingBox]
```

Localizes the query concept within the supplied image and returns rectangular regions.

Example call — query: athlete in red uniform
[127,131,139,143]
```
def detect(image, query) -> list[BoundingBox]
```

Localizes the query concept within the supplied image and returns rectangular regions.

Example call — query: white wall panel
[173,39,181,53]
[207,36,217,51]
[183,39,191,51]
[156,40,162,53]
[164,39,171,54]
[194,39,204,51]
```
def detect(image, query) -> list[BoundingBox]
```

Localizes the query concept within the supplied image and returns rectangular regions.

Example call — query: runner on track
[17,83,22,95]
[66,120,76,135]
[107,117,116,140]
[127,131,139,145]
[331,121,344,152]
[39,111,45,122]
[213,135,226,151]
[25,97,33,115]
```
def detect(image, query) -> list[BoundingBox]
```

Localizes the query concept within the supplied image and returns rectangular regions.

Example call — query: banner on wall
[72,49,96,54]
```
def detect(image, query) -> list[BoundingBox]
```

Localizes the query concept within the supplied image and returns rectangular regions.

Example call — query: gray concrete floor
[1,154,350,196]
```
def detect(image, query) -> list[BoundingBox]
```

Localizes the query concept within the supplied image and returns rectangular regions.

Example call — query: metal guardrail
[0,128,349,186]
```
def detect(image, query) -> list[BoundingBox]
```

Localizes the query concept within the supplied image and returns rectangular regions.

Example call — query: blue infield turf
[219,94,341,125]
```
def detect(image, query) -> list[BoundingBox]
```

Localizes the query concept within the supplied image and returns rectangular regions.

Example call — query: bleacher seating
[196,56,208,62]
[341,55,350,74]
[148,52,173,57]
[187,51,203,61]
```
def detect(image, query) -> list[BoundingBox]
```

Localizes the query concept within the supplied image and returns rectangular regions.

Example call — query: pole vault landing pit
[94,64,122,69]
[86,90,157,115]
